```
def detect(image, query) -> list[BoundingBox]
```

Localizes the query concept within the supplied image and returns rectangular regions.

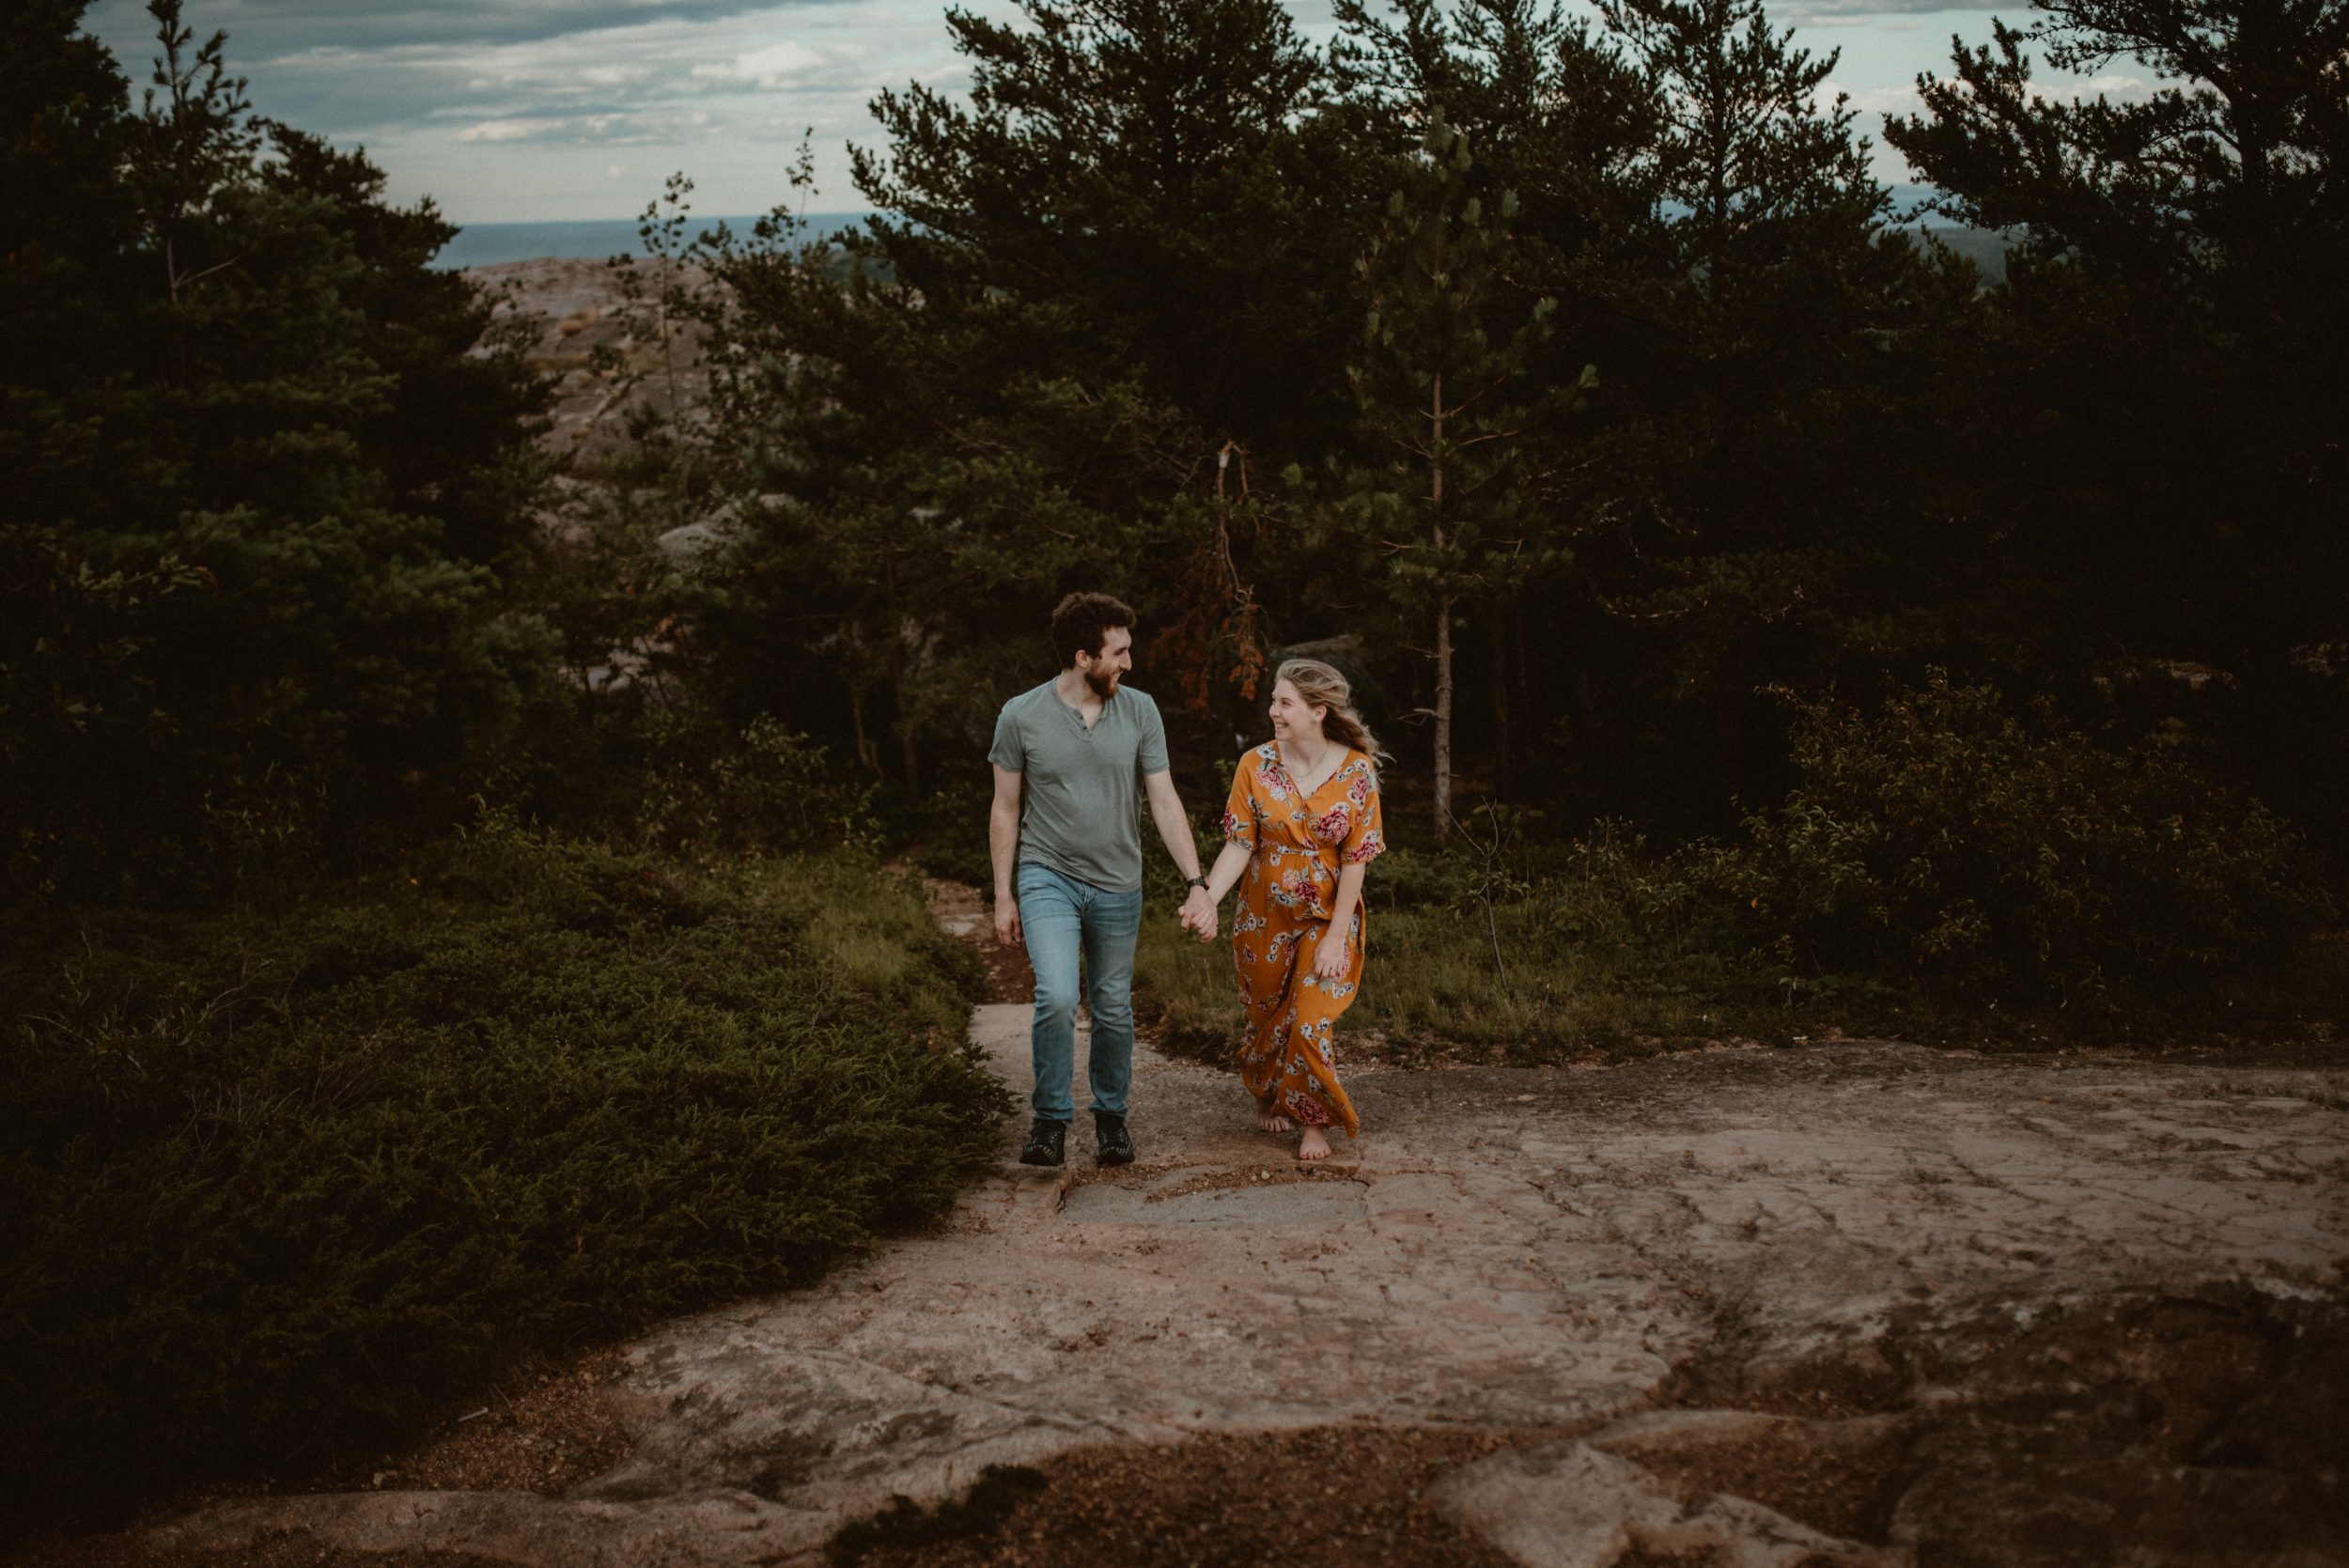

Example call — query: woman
[1199,659,1386,1160]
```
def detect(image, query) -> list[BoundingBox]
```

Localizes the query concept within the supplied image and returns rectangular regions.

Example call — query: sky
[74,0,2160,225]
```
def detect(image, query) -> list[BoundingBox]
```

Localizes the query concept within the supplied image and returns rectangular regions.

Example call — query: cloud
[573,108,720,144]
[457,117,558,142]
[2063,71,2156,101]
[82,0,801,54]
[694,40,827,88]
[1834,82,1929,116]
[1789,0,2002,13]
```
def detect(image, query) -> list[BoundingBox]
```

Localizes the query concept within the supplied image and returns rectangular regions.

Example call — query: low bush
[896,771,996,889]
[627,711,881,857]
[0,817,1004,1519]
[1722,675,2335,1004]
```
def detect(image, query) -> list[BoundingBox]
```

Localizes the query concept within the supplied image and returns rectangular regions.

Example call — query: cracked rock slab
[141,1011,2348,1566]
[1430,1438,1906,1568]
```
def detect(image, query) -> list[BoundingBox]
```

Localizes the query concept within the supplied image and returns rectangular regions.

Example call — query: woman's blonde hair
[1275,658,1388,770]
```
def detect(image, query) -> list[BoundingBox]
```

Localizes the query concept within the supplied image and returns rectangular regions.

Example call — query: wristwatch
[1186,875,1208,891]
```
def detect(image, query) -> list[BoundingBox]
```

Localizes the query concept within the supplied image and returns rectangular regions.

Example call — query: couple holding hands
[988,593,1387,1168]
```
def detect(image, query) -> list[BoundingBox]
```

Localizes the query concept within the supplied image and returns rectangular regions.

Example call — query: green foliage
[896,771,998,888]
[1881,0,2349,835]
[1327,106,1587,830]
[1722,675,2335,1001]
[853,0,1361,446]
[1,0,550,901]
[1136,843,1751,1063]
[625,713,882,859]
[0,828,1004,1512]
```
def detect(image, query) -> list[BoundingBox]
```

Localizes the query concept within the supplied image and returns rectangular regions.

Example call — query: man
[989,592,1218,1168]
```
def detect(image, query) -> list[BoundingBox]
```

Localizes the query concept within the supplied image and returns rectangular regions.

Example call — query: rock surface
[141,1001,2348,1566]
[468,256,712,467]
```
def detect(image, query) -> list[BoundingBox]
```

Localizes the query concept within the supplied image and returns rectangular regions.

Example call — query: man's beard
[1084,665,1120,700]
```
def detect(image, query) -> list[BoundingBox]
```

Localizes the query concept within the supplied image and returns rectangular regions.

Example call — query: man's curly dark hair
[1050,592,1136,668]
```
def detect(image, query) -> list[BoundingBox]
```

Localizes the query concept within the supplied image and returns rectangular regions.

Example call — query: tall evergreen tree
[1330,0,1661,800]
[1336,113,1579,832]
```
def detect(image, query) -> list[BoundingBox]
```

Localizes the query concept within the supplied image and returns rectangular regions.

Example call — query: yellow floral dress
[1220,743,1386,1136]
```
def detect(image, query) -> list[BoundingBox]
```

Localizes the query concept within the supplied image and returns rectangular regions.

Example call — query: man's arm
[1143,769,1218,939]
[990,765,1024,948]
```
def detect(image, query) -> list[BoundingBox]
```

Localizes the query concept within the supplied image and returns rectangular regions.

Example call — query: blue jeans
[1017,861,1143,1124]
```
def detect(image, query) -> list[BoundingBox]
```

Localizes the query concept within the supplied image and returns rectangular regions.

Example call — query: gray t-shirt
[988,680,1170,893]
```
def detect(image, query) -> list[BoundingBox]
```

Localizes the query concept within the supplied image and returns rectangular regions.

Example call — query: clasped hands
[1178,887,1346,977]
[1177,884,1219,941]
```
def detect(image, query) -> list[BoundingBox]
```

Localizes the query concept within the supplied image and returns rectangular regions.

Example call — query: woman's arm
[1313,862,1369,977]
[1202,838,1252,907]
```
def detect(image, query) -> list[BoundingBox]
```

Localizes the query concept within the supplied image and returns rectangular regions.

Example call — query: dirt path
[81,885,2349,1566]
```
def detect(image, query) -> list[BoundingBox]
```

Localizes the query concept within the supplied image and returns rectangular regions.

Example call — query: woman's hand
[1311,932,1348,980]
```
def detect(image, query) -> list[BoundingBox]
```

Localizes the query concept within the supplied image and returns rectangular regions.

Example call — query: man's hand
[994,895,1023,949]
[1179,884,1219,942]
[1311,932,1348,980]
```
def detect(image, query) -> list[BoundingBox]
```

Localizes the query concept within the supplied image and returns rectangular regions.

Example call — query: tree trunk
[847,679,882,779]
[1489,613,1512,800]
[1434,594,1454,835]
[1569,638,1603,802]
[1713,650,1746,808]
[887,619,919,791]
[1430,361,1450,840]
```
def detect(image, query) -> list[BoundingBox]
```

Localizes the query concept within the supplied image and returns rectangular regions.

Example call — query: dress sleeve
[1220,757,1258,851]
[1340,766,1386,864]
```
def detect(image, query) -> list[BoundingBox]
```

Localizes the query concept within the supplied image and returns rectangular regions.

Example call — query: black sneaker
[1018,1118,1067,1168]
[1093,1110,1135,1168]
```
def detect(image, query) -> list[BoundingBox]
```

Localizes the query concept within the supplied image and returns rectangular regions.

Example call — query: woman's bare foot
[1297,1126,1331,1162]
[1256,1102,1293,1134]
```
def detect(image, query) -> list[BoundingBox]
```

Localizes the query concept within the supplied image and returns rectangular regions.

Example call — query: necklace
[1280,737,1341,796]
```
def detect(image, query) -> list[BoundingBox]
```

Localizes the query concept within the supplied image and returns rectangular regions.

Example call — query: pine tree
[1337,112,1582,833]
[1602,0,1889,316]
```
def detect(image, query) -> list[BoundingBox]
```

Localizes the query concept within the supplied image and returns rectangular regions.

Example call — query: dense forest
[10,0,2348,943]
[3,0,2343,1529]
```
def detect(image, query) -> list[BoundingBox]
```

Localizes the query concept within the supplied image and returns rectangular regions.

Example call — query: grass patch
[0,817,1009,1526]
[1135,840,2349,1065]
[1135,889,1757,1067]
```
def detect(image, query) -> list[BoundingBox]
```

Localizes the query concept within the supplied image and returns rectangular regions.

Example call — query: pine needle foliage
[1331,110,1587,833]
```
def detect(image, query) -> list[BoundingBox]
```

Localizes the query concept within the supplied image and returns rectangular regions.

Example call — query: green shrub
[896,771,995,888]
[0,823,1003,1516]
[629,712,880,857]
[1723,675,2334,1001]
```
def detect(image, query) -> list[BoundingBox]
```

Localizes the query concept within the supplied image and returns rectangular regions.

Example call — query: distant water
[437,190,1996,273]
[435,211,877,270]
